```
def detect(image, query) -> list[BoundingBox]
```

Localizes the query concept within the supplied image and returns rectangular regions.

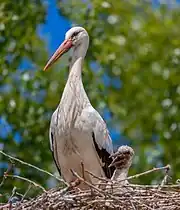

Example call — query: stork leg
[80,161,85,180]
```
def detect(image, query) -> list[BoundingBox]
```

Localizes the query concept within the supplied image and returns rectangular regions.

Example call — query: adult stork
[44,26,114,188]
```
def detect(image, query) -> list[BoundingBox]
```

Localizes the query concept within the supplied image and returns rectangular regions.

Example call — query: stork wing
[81,106,115,178]
[49,109,61,176]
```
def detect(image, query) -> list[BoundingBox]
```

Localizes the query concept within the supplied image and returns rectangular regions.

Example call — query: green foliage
[0,0,51,200]
[0,0,179,201]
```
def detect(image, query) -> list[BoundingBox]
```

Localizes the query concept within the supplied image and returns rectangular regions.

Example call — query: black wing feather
[92,132,115,178]
[50,132,61,176]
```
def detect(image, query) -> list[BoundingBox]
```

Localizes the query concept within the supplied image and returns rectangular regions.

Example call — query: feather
[50,131,61,176]
[92,132,115,178]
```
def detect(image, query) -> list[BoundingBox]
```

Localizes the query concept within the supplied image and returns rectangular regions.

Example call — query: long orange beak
[43,39,73,71]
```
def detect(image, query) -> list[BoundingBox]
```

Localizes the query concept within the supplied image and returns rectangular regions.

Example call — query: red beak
[43,39,73,71]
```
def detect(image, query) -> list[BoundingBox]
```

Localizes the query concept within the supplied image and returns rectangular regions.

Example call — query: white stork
[43,27,115,188]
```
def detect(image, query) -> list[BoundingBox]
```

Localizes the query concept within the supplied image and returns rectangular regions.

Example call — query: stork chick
[109,145,134,184]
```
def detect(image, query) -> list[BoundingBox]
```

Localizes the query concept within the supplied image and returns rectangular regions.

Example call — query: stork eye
[72,31,79,38]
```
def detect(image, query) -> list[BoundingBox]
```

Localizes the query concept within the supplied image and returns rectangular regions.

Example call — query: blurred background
[0,0,180,200]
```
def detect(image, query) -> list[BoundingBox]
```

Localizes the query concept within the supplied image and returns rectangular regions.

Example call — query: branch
[128,184,180,190]
[85,170,111,182]
[0,161,14,189]
[116,165,171,184]
[0,176,6,189]
[6,175,47,192]
[21,184,32,202]
[0,150,68,186]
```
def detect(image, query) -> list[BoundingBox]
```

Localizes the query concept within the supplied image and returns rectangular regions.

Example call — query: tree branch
[6,175,47,192]
[0,150,68,186]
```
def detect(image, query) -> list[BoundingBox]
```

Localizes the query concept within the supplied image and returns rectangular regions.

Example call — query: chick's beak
[43,39,73,71]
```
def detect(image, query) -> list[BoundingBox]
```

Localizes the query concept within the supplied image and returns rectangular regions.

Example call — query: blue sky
[38,0,70,54]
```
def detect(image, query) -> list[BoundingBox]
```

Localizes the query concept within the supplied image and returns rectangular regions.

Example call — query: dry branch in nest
[0,147,180,210]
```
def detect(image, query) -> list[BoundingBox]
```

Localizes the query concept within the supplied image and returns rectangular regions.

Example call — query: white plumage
[44,27,114,188]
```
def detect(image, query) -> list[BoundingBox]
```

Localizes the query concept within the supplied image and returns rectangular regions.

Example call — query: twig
[9,186,17,201]
[128,184,180,190]
[71,169,105,196]
[176,179,180,184]
[0,175,6,189]
[0,204,10,210]
[21,184,32,202]
[160,175,172,187]
[0,161,14,189]
[130,197,154,210]
[159,166,172,189]
[6,175,47,192]
[8,187,17,210]
[116,165,171,184]
[129,199,137,210]
[127,165,170,181]
[4,161,15,176]
[0,150,68,186]
[15,192,24,198]
[85,170,111,182]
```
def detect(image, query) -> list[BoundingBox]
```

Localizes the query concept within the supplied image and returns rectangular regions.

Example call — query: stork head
[43,26,89,71]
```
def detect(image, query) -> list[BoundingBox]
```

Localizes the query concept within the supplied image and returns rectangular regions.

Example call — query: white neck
[111,168,129,184]
[69,37,89,72]
[62,37,90,110]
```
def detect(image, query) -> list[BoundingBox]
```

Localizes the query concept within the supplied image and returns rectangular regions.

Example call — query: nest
[1,147,180,209]
[12,182,180,210]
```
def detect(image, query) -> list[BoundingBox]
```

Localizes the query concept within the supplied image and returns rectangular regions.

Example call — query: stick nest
[12,182,180,210]
[1,149,180,209]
